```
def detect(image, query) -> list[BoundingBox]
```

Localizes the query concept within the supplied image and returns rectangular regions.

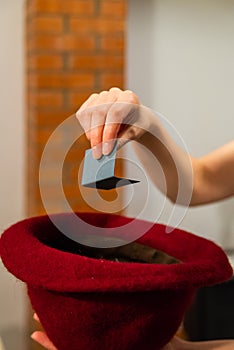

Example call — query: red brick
[34,185,63,202]
[37,127,63,145]
[27,16,63,33]
[27,34,95,52]
[27,0,95,16]
[29,109,77,125]
[28,91,64,108]
[39,166,63,185]
[25,0,126,218]
[68,54,124,70]
[100,35,124,51]
[100,73,124,89]
[29,72,95,89]
[67,91,94,109]
[100,1,126,18]
[28,54,63,70]
[65,138,90,160]
[69,18,125,34]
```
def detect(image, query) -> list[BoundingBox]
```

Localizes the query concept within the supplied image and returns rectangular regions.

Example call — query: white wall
[126,0,234,247]
[0,0,26,349]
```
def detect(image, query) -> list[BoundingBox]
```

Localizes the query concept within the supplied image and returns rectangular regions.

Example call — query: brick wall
[26,0,126,218]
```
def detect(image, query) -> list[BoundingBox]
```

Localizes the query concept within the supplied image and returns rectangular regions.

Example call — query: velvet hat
[0,212,232,350]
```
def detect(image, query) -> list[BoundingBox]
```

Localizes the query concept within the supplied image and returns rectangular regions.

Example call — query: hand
[31,316,234,350]
[31,313,58,350]
[76,87,152,159]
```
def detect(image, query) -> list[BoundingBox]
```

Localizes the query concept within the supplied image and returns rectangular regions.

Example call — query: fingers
[102,90,139,155]
[76,88,140,158]
[89,90,118,158]
[77,88,119,158]
[33,313,40,322]
[76,93,98,141]
[31,331,58,350]
[32,313,58,350]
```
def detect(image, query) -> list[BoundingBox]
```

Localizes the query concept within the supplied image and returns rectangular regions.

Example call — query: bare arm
[76,88,234,206]
[192,141,234,204]
[137,128,234,205]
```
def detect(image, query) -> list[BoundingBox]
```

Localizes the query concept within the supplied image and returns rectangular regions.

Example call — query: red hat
[0,212,232,350]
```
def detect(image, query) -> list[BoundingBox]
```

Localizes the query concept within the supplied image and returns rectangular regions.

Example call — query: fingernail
[92,145,102,159]
[31,333,36,340]
[103,142,113,155]
[33,313,40,322]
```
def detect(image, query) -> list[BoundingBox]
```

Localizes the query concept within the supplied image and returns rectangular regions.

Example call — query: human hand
[76,87,153,159]
[31,317,234,350]
[31,313,58,350]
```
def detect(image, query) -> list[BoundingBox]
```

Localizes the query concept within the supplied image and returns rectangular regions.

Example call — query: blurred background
[0,0,233,349]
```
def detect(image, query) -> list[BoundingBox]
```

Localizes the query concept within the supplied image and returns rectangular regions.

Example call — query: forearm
[194,141,234,204]
[135,116,234,206]
[135,120,194,206]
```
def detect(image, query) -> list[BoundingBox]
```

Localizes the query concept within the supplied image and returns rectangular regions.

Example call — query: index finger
[31,331,58,350]
[102,98,138,155]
